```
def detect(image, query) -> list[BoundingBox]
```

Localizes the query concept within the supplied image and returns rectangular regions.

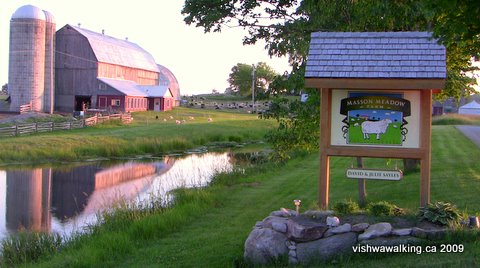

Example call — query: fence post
[14,124,18,136]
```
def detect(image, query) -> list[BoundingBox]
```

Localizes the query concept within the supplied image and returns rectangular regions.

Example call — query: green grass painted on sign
[348,122,402,145]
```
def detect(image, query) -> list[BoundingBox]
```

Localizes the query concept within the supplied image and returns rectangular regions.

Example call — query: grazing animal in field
[182,119,186,123]
[354,123,359,127]
[207,117,213,122]
[175,120,181,124]
[189,116,194,120]
[169,116,174,119]
[163,118,167,122]
[361,119,392,140]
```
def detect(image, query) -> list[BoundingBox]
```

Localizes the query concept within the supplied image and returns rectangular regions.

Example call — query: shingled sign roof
[305,32,446,89]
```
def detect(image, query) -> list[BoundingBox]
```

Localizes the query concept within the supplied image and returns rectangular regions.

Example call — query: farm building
[55,24,179,112]
[458,100,480,115]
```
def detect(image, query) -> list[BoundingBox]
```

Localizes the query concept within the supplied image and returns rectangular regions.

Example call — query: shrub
[368,201,403,216]
[333,200,360,214]
[417,201,462,226]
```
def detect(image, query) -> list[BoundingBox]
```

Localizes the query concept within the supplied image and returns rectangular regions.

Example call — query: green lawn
[0,108,275,164]
[20,125,480,267]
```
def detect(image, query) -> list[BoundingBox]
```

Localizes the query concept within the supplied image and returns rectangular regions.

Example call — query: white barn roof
[70,25,159,72]
[98,78,172,98]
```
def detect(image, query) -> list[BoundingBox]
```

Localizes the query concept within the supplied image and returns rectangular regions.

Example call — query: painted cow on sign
[361,119,392,140]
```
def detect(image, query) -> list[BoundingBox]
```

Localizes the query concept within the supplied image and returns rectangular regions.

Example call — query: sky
[0,0,290,95]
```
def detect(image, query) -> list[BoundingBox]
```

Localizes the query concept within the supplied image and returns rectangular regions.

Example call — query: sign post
[305,32,446,209]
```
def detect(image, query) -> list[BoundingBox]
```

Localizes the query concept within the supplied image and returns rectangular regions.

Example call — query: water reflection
[0,152,232,241]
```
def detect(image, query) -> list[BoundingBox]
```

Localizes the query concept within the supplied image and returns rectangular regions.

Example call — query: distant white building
[458,100,480,115]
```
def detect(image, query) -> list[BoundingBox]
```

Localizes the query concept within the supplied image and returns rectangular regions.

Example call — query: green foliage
[334,200,360,214]
[368,201,404,216]
[0,232,63,266]
[261,88,320,161]
[227,62,278,98]
[182,0,479,99]
[417,201,462,225]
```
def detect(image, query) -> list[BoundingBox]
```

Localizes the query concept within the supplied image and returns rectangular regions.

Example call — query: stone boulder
[359,236,424,246]
[326,216,340,227]
[352,223,369,232]
[286,217,328,242]
[358,222,392,241]
[244,228,289,264]
[411,227,447,240]
[296,232,358,263]
[270,208,298,218]
[392,228,412,236]
[261,216,289,233]
[304,210,335,222]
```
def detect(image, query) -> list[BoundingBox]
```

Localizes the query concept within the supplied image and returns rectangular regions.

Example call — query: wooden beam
[325,146,424,159]
[319,88,331,209]
[306,78,445,90]
[419,90,432,206]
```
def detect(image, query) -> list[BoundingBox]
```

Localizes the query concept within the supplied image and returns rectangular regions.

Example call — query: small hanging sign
[346,168,403,181]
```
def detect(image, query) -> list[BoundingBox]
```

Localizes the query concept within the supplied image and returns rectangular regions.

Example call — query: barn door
[99,97,107,108]
[154,98,160,111]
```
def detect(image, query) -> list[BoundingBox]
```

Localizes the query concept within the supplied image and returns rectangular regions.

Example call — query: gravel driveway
[456,125,480,148]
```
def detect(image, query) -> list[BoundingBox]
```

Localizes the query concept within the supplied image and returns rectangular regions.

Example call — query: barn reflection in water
[1,152,232,240]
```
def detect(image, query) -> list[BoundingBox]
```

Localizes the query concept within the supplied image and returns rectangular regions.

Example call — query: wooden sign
[304,32,446,209]
[346,168,403,181]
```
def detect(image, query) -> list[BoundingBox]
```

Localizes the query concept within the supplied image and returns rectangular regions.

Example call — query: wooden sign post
[305,32,446,209]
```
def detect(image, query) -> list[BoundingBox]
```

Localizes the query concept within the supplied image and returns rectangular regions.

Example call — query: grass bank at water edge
[0,108,276,165]
[4,125,479,267]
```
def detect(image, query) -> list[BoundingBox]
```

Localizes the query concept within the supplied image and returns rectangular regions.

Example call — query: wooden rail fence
[0,113,132,138]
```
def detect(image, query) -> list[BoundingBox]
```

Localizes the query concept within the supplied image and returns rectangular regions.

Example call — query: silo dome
[11,5,46,21]
[42,10,55,24]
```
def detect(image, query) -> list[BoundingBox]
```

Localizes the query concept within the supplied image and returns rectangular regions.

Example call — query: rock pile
[244,209,447,265]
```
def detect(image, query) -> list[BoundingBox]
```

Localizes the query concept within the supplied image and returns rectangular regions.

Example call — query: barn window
[98,83,107,90]
[111,99,120,106]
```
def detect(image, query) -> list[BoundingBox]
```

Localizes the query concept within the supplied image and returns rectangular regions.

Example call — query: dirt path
[456,125,480,148]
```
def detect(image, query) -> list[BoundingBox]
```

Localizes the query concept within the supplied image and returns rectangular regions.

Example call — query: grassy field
[0,108,275,165]
[11,125,479,267]
[432,113,480,125]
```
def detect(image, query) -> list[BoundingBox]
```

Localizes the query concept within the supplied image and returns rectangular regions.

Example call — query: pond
[0,152,234,242]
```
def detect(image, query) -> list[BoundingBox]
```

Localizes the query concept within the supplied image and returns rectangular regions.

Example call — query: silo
[43,10,56,114]
[8,5,46,112]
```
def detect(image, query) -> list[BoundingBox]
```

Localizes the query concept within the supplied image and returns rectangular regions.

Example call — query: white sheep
[175,120,181,124]
[207,117,213,122]
[189,116,195,120]
[361,119,392,140]
[353,123,359,127]
[169,116,174,120]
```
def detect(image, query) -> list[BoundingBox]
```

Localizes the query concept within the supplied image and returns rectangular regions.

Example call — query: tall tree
[227,62,277,97]
[182,0,479,98]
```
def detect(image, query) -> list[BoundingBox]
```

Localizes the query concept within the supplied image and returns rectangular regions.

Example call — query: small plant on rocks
[417,201,462,226]
[333,200,360,214]
[367,201,403,216]
[368,201,402,216]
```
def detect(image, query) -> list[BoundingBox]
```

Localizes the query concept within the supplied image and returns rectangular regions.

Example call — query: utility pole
[251,64,256,113]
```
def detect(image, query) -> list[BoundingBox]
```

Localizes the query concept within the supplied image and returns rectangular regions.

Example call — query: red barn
[55,24,179,113]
